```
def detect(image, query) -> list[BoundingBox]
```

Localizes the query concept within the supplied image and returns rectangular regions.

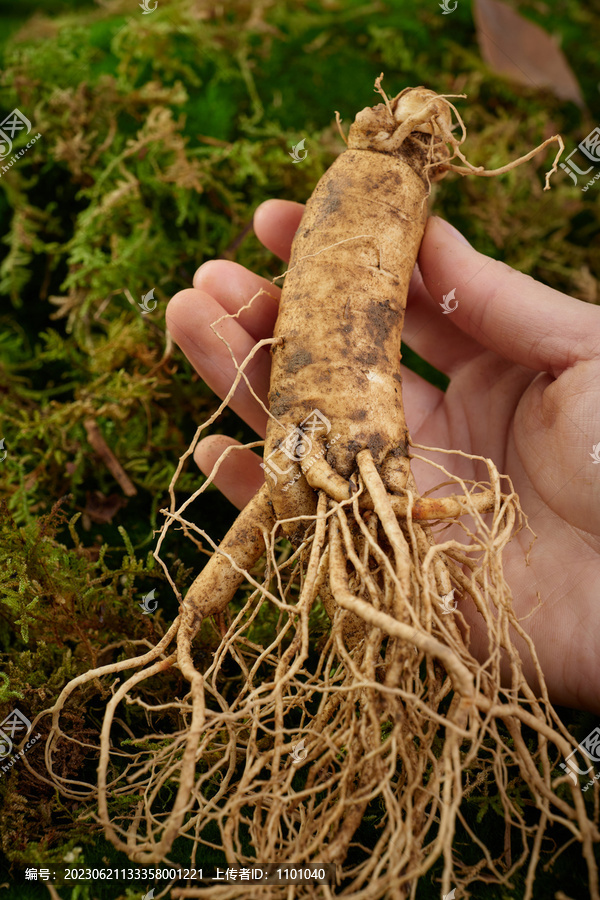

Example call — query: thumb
[418,217,600,377]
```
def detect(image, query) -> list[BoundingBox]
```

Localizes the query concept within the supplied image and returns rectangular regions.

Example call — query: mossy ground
[0,0,598,897]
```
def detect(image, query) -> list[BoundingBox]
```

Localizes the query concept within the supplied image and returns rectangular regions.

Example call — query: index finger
[253,199,305,262]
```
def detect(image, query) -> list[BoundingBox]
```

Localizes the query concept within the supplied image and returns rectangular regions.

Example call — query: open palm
[167,201,600,713]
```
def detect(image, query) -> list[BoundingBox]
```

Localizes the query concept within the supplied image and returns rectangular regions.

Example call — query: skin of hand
[167,199,600,714]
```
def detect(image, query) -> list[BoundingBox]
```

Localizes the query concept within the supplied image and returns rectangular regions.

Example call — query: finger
[166,289,270,437]
[403,254,486,377]
[193,260,280,342]
[418,216,600,377]
[194,434,264,511]
[253,198,305,262]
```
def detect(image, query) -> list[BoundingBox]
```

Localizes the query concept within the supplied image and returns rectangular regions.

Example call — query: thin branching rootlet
[35,81,599,899]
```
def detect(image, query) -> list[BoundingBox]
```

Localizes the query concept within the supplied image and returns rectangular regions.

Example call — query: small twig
[83,418,137,497]
[196,133,232,148]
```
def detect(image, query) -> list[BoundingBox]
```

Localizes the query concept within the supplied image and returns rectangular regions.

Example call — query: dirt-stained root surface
[264,149,425,512]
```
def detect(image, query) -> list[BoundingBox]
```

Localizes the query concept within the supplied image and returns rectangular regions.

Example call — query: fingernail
[435,217,471,247]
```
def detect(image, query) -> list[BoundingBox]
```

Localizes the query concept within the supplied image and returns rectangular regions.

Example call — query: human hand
[167,200,600,714]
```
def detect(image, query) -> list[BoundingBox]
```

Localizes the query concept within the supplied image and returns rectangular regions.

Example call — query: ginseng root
[37,79,599,900]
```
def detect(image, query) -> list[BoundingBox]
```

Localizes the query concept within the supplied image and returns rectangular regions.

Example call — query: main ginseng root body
[37,82,598,900]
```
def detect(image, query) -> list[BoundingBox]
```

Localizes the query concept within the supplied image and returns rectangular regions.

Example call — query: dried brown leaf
[474,0,585,108]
